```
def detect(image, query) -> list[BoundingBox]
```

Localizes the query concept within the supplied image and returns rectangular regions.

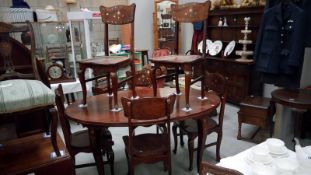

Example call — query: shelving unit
[204,7,264,104]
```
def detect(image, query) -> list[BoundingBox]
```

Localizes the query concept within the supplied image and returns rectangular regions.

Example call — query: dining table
[65,87,220,175]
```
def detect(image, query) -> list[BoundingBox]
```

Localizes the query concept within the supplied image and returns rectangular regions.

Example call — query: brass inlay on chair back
[171,1,211,23]
[99,4,136,25]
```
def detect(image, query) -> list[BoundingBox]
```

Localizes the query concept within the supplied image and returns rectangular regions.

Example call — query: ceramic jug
[294,137,311,169]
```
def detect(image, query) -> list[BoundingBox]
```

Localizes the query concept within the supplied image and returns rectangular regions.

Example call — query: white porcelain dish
[209,40,223,56]
[224,40,236,57]
[197,39,212,54]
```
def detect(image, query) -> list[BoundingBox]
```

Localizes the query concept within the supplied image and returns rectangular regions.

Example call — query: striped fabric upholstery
[0,79,55,114]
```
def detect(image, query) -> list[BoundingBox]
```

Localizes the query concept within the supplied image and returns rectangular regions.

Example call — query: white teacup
[251,146,271,164]
[275,158,298,175]
[266,138,285,154]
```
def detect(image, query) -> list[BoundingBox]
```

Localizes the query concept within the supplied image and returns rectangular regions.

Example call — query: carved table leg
[152,66,158,97]
[111,72,121,112]
[175,66,180,95]
[182,64,192,111]
[78,67,87,107]
[88,127,105,175]
[197,118,208,173]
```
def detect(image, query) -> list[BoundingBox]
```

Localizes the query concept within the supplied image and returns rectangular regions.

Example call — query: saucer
[245,152,273,165]
[197,39,213,54]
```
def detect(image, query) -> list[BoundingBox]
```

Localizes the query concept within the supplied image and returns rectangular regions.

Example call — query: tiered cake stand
[235,17,254,62]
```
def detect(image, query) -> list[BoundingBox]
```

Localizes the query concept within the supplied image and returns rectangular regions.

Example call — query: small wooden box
[0,133,74,175]
[237,96,275,141]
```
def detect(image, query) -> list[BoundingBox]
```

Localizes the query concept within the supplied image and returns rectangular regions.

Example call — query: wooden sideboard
[204,7,264,104]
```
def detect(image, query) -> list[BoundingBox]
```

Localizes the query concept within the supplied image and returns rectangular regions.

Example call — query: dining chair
[172,72,228,170]
[150,1,211,112]
[121,94,176,175]
[78,4,137,112]
[199,162,243,175]
[54,84,115,174]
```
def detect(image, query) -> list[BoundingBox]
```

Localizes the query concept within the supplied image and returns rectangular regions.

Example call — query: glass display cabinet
[153,0,178,53]
[32,22,76,84]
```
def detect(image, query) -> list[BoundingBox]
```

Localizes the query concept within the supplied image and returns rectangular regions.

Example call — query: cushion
[0,79,55,114]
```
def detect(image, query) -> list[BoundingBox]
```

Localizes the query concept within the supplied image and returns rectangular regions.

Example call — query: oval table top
[271,88,311,110]
[65,87,220,127]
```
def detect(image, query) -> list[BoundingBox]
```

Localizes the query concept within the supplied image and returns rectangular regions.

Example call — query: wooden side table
[237,96,275,141]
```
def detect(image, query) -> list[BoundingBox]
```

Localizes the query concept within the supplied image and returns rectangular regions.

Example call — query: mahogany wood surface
[271,89,311,110]
[0,133,74,175]
[65,87,219,127]
[199,161,243,175]
[65,87,220,174]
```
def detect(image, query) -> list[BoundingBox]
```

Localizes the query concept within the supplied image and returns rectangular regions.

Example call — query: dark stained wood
[121,95,176,175]
[172,72,228,171]
[0,133,74,175]
[79,4,137,111]
[199,162,243,175]
[271,89,311,110]
[171,1,211,23]
[237,96,275,141]
[203,7,264,104]
[55,85,114,175]
[99,4,136,25]
[65,87,219,126]
[65,87,220,173]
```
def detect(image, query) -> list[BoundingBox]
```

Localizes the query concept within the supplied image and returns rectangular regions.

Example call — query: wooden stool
[237,96,275,141]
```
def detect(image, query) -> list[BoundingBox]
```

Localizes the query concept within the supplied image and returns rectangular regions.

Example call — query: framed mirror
[153,0,179,54]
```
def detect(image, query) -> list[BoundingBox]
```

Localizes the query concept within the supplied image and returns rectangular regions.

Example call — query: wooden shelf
[204,7,264,104]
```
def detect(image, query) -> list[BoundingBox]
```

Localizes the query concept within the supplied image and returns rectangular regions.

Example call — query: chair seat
[181,118,218,134]
[0,79,55,114]
[123,134,169,157]
[71,129,90,147]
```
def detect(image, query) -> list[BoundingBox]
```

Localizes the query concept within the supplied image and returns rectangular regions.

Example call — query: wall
[129,0,153,55]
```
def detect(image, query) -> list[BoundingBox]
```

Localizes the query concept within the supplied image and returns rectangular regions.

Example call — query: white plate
[245,152,273,165]
[209,40,223,56]
[47,34,58,44]
[197,39,212,54]
[224,40,236,57]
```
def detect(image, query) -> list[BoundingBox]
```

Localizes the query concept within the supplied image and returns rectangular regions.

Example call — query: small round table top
[271,88,311,110]
[65,87,220,127]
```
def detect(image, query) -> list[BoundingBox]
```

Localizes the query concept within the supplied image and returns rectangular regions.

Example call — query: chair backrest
[0,21,39,81]
[126,65,167,88]
[121,94,176,158]
[199,162,243,175]
[54,84,72,150]
[99,4,136,57]
[121,94,176,125]
[170,1,211,55]
[204,72,228,126]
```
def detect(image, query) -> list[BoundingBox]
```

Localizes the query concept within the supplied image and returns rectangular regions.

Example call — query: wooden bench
[0,133,74,175]
[237,96,275,142]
